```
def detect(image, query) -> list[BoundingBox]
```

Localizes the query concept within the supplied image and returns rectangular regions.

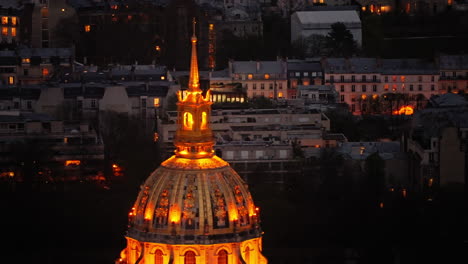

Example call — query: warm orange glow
[362,6,366,11]
[183,112,194,130]
[402,189,407,198]
[8,172,14,177]
[42,68,49,77]
[155,45,161,51]
[372,94,378,100]
[1,17,7,25]
[201,112,208,130]
[7,76,14,85]
[11,27,16,37]
[209,23,214,30]
[169,204,181,223]
[264,74,270,79]
[160,76,165,80]
[84,25,91,32]
[153,132,159,142]
[11,17,16,26]
[248,74,253,80]
[61,8,65,12]
[395,105,414,115]
[65,160,81,166]
[428,178,433,187]
[153,98,160,107]
[1,27,7,36]
[278,92,283,98]
[361,94,367,100]
[229,205,238,221]
[161,156,228,170]
[379,202,384,208]
[22,58,30,63]
[314,145,320,148]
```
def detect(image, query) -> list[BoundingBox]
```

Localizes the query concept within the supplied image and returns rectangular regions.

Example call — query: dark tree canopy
[325,22,358,57]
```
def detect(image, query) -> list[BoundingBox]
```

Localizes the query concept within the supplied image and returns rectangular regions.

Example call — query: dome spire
[173,17,214,159]
[188,17,200,92]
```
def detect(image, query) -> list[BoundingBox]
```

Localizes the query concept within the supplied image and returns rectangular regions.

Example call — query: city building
[403,93,468,197]
[323,57,439,115]
[22,0,77,48]
[0,47,74,86]
[291,10,362,46]
[0,1,21,45]
[116,21,267,264]
[0,111,104,182]
[438,54,468,94]
[287,59,323,99]
[209,60,288,99]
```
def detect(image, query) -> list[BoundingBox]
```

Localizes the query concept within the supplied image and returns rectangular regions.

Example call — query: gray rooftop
[322,58,379,73]
[338,141,401,160]
[439,54,468,70]
[231,61,285,74]
[293,10,361,26]
[382,59,438,75]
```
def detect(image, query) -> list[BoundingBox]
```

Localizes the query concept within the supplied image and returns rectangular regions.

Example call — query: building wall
[439,127,466,186]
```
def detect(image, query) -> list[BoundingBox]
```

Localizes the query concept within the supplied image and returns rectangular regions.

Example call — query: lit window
[183,112,193,130]
[1,17,7,25]
[1,27,7,36]
[153,98,160,107]
[11,17,16,26]
[155,250,163,264]
[218,250,227,264]
[8,76,14,85]
[278,92,283,98]
[65,160,81,166]
[264,74,269,79]
[201,112,208,130]
[42,68,49,77]
[248,74,253,80]
[11,27,16,37]
[209,24,214,30]
[155,45,161,51]
[84,25,91,32]
[400,76,405,82]
[160,76,165,80]
[184,251,196,264]
[22,58,30,63]
[61,8,65,12]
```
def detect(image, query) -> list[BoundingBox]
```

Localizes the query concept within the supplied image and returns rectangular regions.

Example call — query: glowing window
[84,25,91,32]
[11,17,16,26]
[160,76,165,80]
[201,112,208,130]
[42,68,49,77]
[248,74,253,80]
[8,76,14,85]
[11,27,16,37]
[1,27,7,36]
[65,160,81,166]
[184,251,196,264]
[1,17,7,25]
[278,92,283,98]
[183,112,193,130]
[264,74,269,79]
[361,94,367,100]
[400,76,405,82]
[41,8,48,18]
[153,98,160,107]
[155,250,163,264]
[218,250,228,264]
[209,24,214,30]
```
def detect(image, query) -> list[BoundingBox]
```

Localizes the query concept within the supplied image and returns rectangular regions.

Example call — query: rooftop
[293,10,361,25]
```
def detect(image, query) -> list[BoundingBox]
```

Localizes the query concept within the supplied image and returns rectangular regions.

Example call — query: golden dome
[118,18,266,264]
[127,155,262,244]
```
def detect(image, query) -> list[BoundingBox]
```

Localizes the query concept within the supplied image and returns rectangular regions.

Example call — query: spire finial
[188,17,200,92]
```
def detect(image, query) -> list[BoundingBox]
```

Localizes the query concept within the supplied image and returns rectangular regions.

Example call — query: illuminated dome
[127,156,261,243]
[118,19,267,264]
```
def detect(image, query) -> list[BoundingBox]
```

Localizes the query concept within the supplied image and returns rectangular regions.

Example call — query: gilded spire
[188,17,201,92]
[173,17,214,160]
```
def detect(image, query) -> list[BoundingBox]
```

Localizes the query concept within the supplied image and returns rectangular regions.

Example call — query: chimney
[256,61,260,72]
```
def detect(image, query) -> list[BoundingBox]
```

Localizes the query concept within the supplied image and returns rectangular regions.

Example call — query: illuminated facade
[117,20,267,264]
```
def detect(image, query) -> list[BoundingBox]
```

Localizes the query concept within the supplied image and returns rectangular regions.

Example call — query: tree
[325,22,358,57]
[364,152,386,205]
[291,34,327,58]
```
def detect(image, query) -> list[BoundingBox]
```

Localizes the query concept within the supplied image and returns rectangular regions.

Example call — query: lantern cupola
[174,18,214,159]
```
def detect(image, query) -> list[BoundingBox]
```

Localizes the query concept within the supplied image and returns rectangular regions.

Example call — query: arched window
[183,112,193,130]
[217,250,228,264]
[184,251,196,264]
[244,247,250,264]
[155,250,163,264]
[200,112,208,130]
